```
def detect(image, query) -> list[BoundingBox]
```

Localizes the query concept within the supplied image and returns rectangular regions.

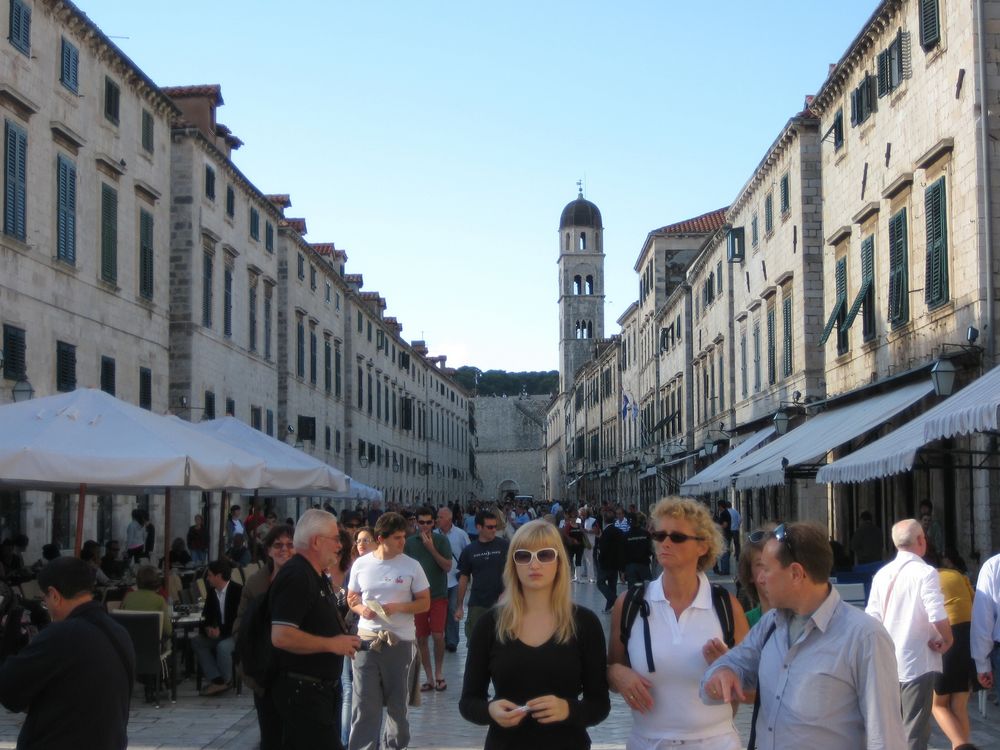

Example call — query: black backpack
[620,581,735,672]
[235,592,276,688]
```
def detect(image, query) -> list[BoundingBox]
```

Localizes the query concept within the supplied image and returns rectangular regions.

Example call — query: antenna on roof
[576,179,583,198]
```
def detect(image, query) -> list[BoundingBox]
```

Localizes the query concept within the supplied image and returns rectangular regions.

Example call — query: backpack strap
[619,582,654,673]
[710,584,736,648]
[746,621,777,750]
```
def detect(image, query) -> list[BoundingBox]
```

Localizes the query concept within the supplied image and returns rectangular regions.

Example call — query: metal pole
[74,483,87,556]
[163,488,172,577]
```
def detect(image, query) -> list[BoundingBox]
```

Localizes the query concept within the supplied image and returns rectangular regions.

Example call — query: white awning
[817,363,1000,484]
[922,362,1000,441]
[725,380,934,490]
[679,426,775,496]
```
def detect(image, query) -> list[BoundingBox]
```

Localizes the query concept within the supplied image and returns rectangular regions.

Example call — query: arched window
[565,233,570,252]
[587,320,594,339]
[585,275,594,294]
[573,275,582,295]
[579,232,587,251]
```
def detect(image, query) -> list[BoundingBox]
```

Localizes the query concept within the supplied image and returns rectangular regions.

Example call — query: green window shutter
[56,155,76,263]
[265,221,273,252]
[225,185,235,217]
[139,209,154,300]
[223,267,233,337]
[820,259,848,345]
[5,120,27,241]
[765,194,773,234]
[9,0,30,55]
[766,307,776,384]
[139,368,152,410]
[844,237,874,329]
[202,253,213,327]
[2,325,26,380]
[877,49,890,97]
[205,166,215,199]
[780,174,790,214]
[100,184,118,283]
[60,38,79,92]
[925,178,949,307]
[920,0,940,50]
[141,110,154,153]
[104,78,120,124]
[833,110,844,149]
[100,356,115,396]
[56,341,76,392]
[888,210,910,325]
[782,297,793,377]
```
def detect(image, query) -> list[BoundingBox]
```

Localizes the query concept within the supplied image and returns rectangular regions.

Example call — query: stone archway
[497,479,519,502]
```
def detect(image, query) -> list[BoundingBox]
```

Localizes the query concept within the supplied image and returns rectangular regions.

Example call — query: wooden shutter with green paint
[100,184,117,283]
[920,0,940,50]
[4,120,27,240]
[782,296,793,376]
[820,258,848,345]
[139,209,154,299]
[925,177,948,308]
[888,209,909,325]
[844,237,874,329]
[56,155,76,263]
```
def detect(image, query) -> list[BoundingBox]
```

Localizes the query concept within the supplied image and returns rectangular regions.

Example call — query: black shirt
[458,538,509,608]
[0,600,134,750]
[596,525,625,572]
[459,605,610,750]
[623,527,652,565]
[270,554,346,679]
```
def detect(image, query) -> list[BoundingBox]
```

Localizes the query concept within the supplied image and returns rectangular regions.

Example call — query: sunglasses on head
[512,547,558,565]
[773,523,796,563]
[650,530,705,544]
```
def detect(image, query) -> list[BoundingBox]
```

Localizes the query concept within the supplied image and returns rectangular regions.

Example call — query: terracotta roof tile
[280,217,307,235]
[344,274,364,287]
[654,207,728,235]
[162,85,223,105]
[311,242,336,255]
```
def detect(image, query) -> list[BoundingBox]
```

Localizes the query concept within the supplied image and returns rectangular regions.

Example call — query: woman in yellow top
[931,549,977,750]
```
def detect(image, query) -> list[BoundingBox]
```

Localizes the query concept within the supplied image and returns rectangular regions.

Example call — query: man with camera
[0,557,135,749]
[270,509,361,749]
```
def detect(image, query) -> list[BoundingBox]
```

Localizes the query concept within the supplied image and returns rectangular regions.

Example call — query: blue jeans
[191,549,208,565]
[341,655,353,746]
[192,635,235,683]
[445,585,459,649]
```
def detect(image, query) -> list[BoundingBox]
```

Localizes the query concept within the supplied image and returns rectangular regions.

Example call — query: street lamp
[773,409,791,436]
[12,378,34,402]
[931,358,957,397]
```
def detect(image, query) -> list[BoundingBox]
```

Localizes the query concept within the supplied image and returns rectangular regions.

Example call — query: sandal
[435,678,447,691]
[420,682,434,692]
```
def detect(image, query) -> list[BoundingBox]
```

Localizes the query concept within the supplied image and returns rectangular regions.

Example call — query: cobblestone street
[0,579,996,749]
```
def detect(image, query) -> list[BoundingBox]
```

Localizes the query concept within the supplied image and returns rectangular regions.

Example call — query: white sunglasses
[513,547,558,565]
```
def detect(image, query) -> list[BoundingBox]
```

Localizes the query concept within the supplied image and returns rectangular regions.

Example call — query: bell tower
[558,186,605,395]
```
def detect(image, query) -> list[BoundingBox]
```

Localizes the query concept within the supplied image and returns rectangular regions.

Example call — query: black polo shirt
[270,554,345,680]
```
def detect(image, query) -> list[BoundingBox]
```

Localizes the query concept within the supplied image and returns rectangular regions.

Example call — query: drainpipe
[976,0,996,365]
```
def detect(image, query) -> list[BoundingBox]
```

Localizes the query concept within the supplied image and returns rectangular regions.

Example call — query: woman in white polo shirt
[607,497,749,750]
[347,512,430,750]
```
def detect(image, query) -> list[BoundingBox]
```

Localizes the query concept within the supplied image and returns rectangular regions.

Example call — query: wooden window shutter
[845,237,874,329]
[920,0,940,50]
[223,267,233,337]
[100,184,118,283]
[100,356,115,396]
[202,253,213,327]
[9,0,30,55]
[924,178,949,307]
[5,120,27,240]
[782,297,793,377]
[2,325,26,380]
[139,209,154,300]
[888,210,909,325]
[766,306,776,385]
[139,368,152,410]
[60,38,79,92]
[57,155,76,263]
[56,341,76,392]
[877,49,890,97]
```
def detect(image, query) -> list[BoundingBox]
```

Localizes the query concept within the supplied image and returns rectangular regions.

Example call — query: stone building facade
[546,0,1000,558]
[474,394,547,503]
[0,1,475,563]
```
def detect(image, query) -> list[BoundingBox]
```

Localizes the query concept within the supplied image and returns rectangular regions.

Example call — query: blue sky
[83,1,878,371]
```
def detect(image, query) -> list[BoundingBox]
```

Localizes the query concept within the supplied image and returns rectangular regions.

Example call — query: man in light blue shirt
[702,522,904,750]
[972,550,1000,703]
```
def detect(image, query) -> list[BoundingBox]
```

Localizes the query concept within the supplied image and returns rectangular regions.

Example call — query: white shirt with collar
[436,524,470,589]
[971,551,1000,672]
[215,582,230,627]
[866,549,947,682]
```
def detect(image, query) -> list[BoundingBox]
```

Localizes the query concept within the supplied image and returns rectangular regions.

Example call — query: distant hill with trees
[454,367,558,397]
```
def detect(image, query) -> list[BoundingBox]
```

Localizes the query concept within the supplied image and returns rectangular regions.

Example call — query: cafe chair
[18,579,43,601]
[110,610,175,706]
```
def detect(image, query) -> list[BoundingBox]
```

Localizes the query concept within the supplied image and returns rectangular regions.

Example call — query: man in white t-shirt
[347,512,430,750]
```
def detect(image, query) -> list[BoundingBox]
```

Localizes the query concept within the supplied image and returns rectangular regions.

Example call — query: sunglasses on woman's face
[512,547,558,565]
[650,530,705,544]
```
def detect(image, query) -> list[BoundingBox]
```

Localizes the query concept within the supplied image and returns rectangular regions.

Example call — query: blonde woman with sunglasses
[459,519,610,750]
[608,497,748,750]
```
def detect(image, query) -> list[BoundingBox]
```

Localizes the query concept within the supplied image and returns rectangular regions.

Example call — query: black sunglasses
[650,530,705,544]
[773,523,796,563]
[747,529,767,543]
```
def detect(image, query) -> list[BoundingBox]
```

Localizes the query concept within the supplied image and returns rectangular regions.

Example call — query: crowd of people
[2,494,1000,750]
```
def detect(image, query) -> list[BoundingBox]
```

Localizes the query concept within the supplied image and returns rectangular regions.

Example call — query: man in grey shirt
[701,522,905,750]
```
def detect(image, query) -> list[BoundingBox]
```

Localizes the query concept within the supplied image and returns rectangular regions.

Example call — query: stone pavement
[0,579,998,748]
